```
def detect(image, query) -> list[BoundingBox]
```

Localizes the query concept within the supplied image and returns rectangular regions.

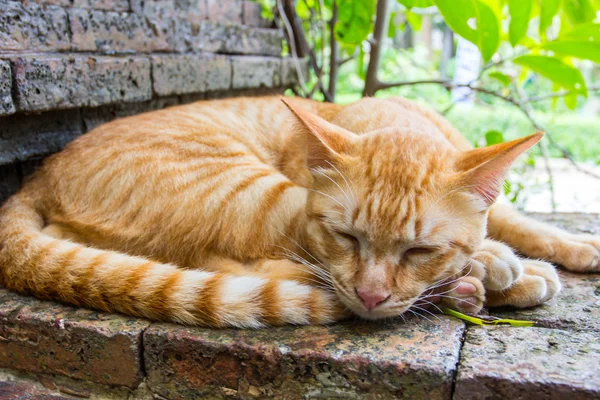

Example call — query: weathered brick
[0,164,20,205]
[73,0,129,11]
[69,8,170,53]
[152,54,231,96]
[454,327,600,399]
[9,54,152,112]
[197,21,283,56]
[0,60,15,116]
[242,0,272,27]
[0,0,70,52]
[207,0,243,24]
[130,0,208,23]
[144,318,465,399]
[0,289,150,388]
[82,97,180,131]
[0,109,83,165]
[231,56,281,89]
[38,0,129,11]
[281,56,309,87]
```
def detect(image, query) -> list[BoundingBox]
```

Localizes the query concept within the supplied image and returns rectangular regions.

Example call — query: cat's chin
[348,306,410,321]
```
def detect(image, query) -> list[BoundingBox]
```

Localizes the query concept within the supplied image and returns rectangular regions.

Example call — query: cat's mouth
[331,278,415,320]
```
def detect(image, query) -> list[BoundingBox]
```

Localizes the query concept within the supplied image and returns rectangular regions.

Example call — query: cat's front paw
[485,260,561,308]
[437,276,485,315]
[547,234,600,272]
[469,239,523,291]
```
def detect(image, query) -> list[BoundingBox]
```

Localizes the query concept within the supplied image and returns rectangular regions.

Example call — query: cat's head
[283,99,542,319]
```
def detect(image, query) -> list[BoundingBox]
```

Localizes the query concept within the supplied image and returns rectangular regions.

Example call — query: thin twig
[525,84,600,103]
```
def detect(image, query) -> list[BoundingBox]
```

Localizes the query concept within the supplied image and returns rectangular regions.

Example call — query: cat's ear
[457,132,543,206]
[281,98,356,169]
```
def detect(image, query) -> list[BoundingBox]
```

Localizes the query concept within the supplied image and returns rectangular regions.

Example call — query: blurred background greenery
[260,0,600,211]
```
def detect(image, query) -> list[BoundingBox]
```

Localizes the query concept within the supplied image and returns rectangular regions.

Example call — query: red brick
[0,289,150,388]
[144,318,465,399]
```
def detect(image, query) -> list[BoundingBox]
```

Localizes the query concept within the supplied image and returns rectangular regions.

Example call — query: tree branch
[363,0,391,97]
[328,0,339,101]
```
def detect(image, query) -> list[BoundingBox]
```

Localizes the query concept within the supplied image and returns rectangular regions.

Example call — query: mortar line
[449,323,468,400]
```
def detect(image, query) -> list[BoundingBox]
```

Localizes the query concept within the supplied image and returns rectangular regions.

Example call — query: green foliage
[335,0,376,45]
[508,0,532,46]
[513,55,587,95]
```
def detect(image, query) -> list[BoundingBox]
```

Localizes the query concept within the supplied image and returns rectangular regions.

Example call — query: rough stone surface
[144,318,465,399]
[73,0,130,11]
[0,380,72,399]
[130,0,208,23]
[243,0,272,27]
[0,109,83,165]
[69,8,171,53]
[152,54,231,96]
[0,164,20,206]
[82,97,180,131]
[232,56,281,89]
[0,368,154,399]
[198,21,283,56]
[454,326,600,399]
[207,0,243,24]
[9,54,152,112]
[0,0,70,52]
[0,288,151,388]
[0,60,15,116]
[281,56,309,87]
[492,270,600,332]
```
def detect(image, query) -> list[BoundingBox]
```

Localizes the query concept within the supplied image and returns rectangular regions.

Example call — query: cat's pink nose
[355,288,391,310]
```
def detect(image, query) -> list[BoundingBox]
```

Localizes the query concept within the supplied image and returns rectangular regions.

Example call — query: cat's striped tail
[0,187,347,328]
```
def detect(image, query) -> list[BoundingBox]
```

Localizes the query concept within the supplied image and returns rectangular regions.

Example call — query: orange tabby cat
[0,96,597,327]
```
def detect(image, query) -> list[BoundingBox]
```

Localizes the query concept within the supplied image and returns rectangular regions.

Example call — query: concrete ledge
[0,213,598,399]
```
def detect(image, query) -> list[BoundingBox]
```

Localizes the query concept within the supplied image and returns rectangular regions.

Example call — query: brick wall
[0,0,306,204]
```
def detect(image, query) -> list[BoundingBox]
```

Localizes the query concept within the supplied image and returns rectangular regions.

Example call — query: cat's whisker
[313,168,355,209]
[307,189,352,215]
[324,160,358,204]
[411,304,441,321]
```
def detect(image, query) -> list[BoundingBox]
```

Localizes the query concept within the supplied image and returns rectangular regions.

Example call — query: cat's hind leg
[488,204,600,272]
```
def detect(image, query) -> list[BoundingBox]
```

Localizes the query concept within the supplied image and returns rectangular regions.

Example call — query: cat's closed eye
[336,231,360,249]
[403,247,439,258]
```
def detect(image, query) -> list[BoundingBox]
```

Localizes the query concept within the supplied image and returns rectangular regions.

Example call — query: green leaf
[434,0,500,62]
[485,130,505,145]
[543,40,600,63]
[388,11,397,38]
[563,0,597,25]
[488,71,512,86]
[564,92,578,109]
[508,0,532,46]
[335,0,376,45]
[396,0,434,8]
[561,22,600,41]
[406,10,423,31]
[513,55,588,95]
[508,0,533,47]
[539,0,561,38]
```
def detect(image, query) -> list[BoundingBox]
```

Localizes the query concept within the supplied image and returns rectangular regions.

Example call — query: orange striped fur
[0,96,597,327]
